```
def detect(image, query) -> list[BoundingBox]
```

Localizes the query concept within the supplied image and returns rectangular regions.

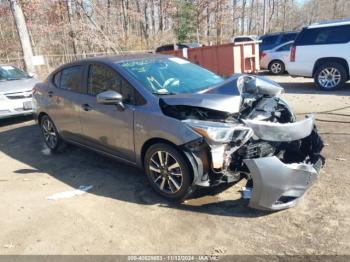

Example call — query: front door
[79,63,135,162]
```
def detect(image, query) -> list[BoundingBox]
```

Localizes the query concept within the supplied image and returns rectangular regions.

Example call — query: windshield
[120,57,224,94]
[0,65,30,81]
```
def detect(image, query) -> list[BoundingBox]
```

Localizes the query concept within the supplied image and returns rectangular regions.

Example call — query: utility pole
[8,0,36,73]
[263,0,267,34]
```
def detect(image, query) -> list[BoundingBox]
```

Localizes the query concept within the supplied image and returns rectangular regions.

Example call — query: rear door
[275,42,293,63]
[78,63,136,162]
[46,65,85,141]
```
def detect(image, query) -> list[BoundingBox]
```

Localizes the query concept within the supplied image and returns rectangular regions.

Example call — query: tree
[8,0,35,73]
[174,0,196,42]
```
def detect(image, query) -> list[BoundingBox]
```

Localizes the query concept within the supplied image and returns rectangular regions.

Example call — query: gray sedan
[0,65,38,119]
[33,54,325,211]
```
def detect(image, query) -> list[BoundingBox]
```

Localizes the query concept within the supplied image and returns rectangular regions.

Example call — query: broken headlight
[183,119,251,143]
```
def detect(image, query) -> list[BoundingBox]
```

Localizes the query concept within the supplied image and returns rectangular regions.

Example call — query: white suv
[286,19,350,90]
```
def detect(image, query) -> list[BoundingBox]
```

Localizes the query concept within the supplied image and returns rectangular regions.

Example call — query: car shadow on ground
[0,115,33,127]
[280,81,350,96]
[0,123,270,218]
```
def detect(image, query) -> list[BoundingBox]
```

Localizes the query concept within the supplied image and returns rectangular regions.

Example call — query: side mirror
[96,90,125,110]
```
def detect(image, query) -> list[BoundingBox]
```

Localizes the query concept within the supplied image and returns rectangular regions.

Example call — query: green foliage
[174,0,196,42]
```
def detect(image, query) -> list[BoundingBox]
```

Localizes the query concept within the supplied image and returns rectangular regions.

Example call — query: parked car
[232,35,258,43]
[155,43,201,53]
[260,41,293,75]
[0,64,38,119]
[33,54,324,211]
[259,31,298,53]
[287,19,350,90]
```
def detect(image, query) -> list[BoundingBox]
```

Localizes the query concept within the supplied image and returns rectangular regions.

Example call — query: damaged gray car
[33,54,325,211]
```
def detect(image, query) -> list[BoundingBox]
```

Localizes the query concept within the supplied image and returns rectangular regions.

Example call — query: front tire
[314,62,347,91]
[144,143,193,200]
[40,115,63,152]
[268,60,285,75]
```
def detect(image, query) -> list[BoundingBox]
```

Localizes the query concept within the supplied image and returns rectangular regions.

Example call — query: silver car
[260,41,294,75]
[0,65,38,119]
[33,54,325,211]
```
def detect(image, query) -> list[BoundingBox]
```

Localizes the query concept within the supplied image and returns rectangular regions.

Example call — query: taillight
[290,46,296,62]
[261,52,266,58]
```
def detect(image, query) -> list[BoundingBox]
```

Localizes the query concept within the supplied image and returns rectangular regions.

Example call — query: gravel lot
[0,75,350,255]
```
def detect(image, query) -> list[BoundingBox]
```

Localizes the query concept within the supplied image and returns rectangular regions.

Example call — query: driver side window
[88,63,136,104]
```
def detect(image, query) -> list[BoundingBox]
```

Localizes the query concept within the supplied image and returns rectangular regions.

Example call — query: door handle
[48,91,54,97]
[81,103,92,111]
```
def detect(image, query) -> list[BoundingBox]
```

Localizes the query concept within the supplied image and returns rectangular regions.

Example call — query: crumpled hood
[0,78,39,94]
[160,93,242,114]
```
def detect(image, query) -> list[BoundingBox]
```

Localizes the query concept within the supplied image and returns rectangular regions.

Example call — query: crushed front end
[162,75,325,211]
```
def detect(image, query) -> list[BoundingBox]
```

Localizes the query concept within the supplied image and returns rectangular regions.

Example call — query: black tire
[144,143,193,200]
[39,115,64,152]
[268,60,285,75]
[314,62,347,91]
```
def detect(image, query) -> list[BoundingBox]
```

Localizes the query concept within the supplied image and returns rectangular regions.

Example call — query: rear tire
[268,60,285,75]
[144,143,193,200]
[314,62,347,91]
[39,115,64,152]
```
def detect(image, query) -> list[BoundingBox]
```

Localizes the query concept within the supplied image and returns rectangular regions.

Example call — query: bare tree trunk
[263,0,267,34]
[159,0,164,32]
[248,0,255,34]
[241,0,247,35]
[8,0,35,73]
[282,0,287,31]
[66,0,78,57]
[206,0,210,44]
[333,0,339,19]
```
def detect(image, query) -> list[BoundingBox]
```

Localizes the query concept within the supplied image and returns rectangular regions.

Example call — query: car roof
[259,31,298,38]
[308,18,350,29]
[50,53,173,75]
[57,53,171,68]
[82,53,169,63]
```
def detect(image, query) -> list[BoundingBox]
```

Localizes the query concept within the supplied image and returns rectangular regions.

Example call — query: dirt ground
[0,75,350,255]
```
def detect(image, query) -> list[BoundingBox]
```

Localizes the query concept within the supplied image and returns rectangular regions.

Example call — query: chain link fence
[0,50,152,80]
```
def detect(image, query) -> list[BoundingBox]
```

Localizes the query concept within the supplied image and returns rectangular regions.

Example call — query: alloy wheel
[271,62,282,74]
[41,118,58,149]
[318,67,341,89]
[149,151,183,194]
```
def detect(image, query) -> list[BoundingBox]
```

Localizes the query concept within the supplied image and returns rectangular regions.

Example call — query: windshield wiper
[6,78,22,81]
[152,91,177,95]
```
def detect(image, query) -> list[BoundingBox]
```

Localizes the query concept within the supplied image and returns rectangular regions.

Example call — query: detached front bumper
[183,115,325,211]
[244,155,322,210]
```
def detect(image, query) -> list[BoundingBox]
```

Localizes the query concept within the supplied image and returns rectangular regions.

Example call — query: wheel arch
[313,57,349,80]
[141,138,184,169]
[140,137,202,185]
[37,112,48,124]
[268,59,284,69]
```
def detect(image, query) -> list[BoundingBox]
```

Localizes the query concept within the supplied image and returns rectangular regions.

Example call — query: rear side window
[60,66,84,93]
[280,33,297,43]
[262,35,279,45]
[277,43,292,52]
[234,37,253,43]
[296,25,350,45]
[156,45,174,52]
